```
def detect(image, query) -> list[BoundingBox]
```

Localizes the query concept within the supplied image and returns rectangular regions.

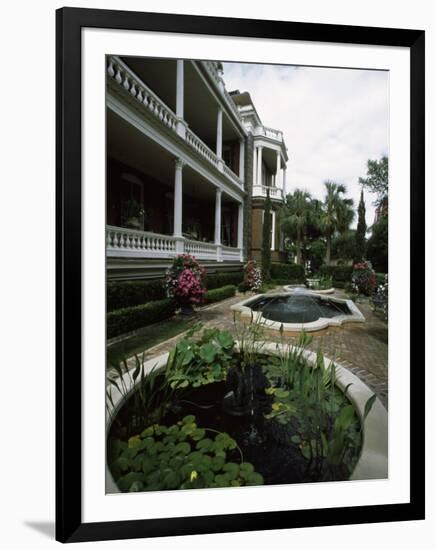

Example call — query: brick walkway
[119,288,388,409]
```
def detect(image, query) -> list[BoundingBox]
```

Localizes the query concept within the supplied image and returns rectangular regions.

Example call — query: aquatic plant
[108,415,263,492]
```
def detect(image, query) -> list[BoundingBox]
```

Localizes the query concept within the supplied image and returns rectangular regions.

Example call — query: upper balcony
[107,56,245,193]
[252,125,284,144]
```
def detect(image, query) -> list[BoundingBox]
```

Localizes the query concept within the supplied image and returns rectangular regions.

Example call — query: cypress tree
[261,190,272,282]
[355,190,367,263]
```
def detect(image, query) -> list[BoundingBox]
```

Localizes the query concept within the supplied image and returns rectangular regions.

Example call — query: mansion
[106,56,289,280]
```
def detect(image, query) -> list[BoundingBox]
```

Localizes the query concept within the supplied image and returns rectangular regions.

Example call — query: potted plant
[165,254,206,315]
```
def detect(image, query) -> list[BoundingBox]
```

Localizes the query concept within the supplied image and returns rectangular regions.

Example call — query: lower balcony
[252,185,284,201]
[106,226,243,263]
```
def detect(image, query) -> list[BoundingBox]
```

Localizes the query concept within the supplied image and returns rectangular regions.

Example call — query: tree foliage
[331,230,356,261]
[366,216,388,273]
[280,189,313,265]
[358,156,388,208]
[320,182,354,264]
[354,190,367,262]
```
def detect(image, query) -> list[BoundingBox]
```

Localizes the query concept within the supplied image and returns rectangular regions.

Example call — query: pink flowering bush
[241,260,262,292]
[166,254,206,307]
[352,261,377,296]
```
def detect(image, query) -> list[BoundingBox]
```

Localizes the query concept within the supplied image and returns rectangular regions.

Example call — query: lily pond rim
[105,343,387,492]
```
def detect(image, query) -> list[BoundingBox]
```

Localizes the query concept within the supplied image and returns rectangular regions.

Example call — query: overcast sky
[222,62,389,227]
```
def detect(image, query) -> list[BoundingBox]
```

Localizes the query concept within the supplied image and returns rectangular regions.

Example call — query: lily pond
[107,324,375,493]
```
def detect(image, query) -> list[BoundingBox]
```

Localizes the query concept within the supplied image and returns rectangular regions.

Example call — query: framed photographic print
[56,7,425,543]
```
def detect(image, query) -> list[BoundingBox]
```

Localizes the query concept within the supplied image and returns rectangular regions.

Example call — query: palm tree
[320,181,354,265]
[280,189,313,265]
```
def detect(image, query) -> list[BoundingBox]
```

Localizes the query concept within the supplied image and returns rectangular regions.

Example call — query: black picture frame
[56,6,425,543]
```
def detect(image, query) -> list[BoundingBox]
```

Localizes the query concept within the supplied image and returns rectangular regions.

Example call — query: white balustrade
[184,239,218,260]
[107,226,242,262]
[223,164,244,189]
[252,185,284,200]
[253,125,284,143]
[185,128,220,170]
[107,55,244,190]
[106,226,176,258]
[108,57,178,133]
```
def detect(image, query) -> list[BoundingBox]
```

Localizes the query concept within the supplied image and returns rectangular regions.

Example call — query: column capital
[175,158,186,170]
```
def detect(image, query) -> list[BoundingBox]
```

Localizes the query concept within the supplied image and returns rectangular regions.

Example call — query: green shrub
[107,299,176,339]
[107,280,166,312]
[205,271,243,290]
[204,285,236,304]
[270,263,305,282]
[376,272,386,286]
[318,265,353,283]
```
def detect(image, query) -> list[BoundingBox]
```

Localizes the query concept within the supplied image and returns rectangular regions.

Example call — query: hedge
[204,285,236,304]
[318,265,353,283]
[205,271,243,290]
[270,263,305,282]
[107,280,166,312]
[107,299,176,339]
[107,272,243,312]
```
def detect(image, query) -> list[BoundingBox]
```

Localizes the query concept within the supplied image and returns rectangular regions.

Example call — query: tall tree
[279,189,313,265]
[358,155,388,209]
[261,190,272,281]
[320,181,354,265]
[367,216,388,272]
[354,190,367,262]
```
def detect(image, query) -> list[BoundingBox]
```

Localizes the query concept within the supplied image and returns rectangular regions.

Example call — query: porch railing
[107,56,243,190]
[252,185,284,200]
[253,125,284,142]
[106,226,242,262]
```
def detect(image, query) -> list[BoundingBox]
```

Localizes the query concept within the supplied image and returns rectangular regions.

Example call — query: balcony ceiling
[122,56,239,151]
[107,109,235,204]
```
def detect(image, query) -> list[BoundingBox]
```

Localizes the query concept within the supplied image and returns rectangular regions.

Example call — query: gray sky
[222,62,389,227]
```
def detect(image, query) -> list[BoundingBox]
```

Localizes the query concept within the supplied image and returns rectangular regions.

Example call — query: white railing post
[176,60,186,139]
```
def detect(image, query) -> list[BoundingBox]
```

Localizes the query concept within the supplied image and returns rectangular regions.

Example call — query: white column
[239,138,245,181]
[276,150,281,187]
[214,188,222,245]
[215,188,222,261]
[237,202,244,261]
[282,166,287,196]
[271,210,276,251]
[257,146,263,186]
[216,108,223,159]
[253,146,257,187]
[173,159,184,240]
[176,60,185,138]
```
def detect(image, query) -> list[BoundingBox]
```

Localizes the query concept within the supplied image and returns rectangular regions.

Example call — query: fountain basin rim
[106,344,387,491]
[231,292,365,333]
[282,285,335,295]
